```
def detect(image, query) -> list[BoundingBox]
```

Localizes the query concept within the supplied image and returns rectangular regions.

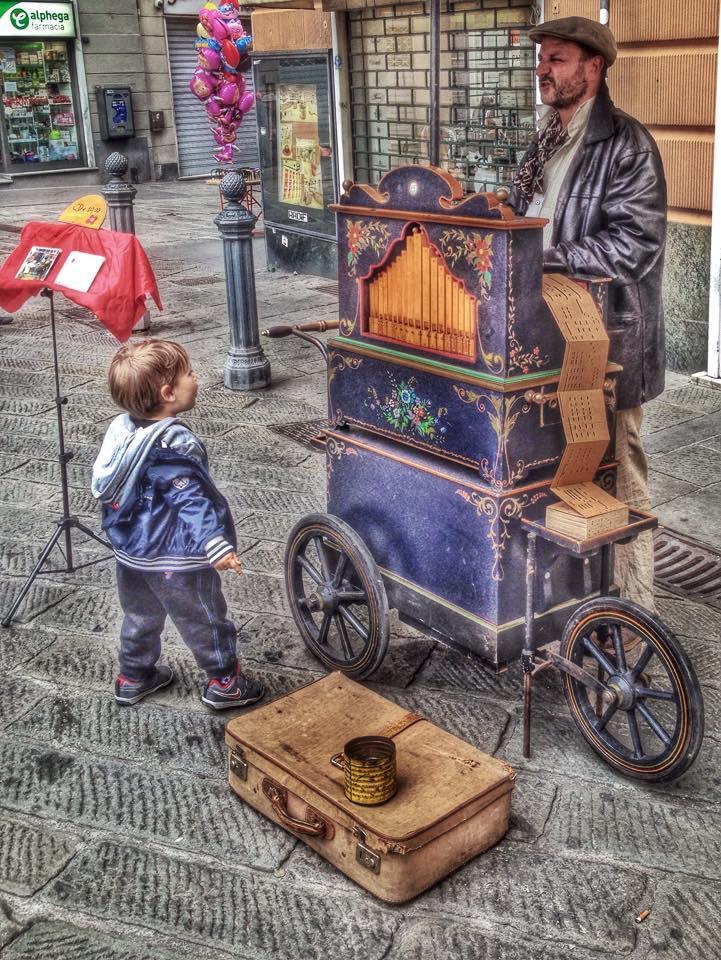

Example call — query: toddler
[91,339,263,710]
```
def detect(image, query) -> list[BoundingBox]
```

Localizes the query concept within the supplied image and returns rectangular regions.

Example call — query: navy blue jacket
[92,416,235,572]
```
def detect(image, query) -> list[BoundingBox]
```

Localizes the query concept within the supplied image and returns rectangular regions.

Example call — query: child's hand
[214,551,244,576]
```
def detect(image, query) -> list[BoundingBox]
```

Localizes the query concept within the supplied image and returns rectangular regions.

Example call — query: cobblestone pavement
[0,181,720,960]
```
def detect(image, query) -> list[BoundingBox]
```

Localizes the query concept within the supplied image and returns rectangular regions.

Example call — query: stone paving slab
[506,772,557,843]
[7,689,228,776]
[286,841,647,954]
[0,738,296,869]
[662,383,721,414]
[0,678,47,726]
[641,400,704,435]
[206,429,310,467]
[646,875,721,959]
[544,783,721,878]
[0,899,21,954]
[0,813,78,897]
[655,595,721,642]
[644,411,721,456]
[0,397,54,416]
[649,444,721,487]
[393,919,604,960]
[21,633,314,711]
[212,459,325,494]
[1,922,183,960]
[33,586,121,635]
[0,538,113,587]
[44,840,399,960]
[648,470,697,507]
[235,511,307,542]
[241,611,437,688]
[0,455,31,476]
[0,579,74,625]
[0,478,59,507]
[655,480,721,546]
[0,626,57,670]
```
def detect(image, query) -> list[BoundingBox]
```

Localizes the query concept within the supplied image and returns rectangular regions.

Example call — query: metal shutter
[166,17,259,178]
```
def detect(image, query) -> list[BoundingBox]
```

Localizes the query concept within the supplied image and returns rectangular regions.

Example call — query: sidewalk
[0,180,719,960]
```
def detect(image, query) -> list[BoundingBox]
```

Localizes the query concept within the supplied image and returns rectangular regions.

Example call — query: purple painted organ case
[325,166,620,667]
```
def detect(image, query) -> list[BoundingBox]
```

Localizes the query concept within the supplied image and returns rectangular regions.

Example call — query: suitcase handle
[262,778,335,840]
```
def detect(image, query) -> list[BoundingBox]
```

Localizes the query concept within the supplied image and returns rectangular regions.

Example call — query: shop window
[1,40,83,171]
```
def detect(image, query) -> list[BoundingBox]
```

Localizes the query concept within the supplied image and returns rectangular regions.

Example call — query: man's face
[536,37,602,110]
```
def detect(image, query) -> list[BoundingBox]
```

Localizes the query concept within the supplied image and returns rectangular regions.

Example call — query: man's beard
[539,65,588,110]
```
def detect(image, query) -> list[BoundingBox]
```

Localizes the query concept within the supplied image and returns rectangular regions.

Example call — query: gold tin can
[330,736,397,805]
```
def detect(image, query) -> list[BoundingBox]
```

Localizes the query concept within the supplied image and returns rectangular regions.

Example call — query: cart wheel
[560,597,704,782]
[285,514,390,679]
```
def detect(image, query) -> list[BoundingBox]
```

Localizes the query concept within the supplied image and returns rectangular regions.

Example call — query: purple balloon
[238,91,255,113]
[218,81,240,105]
[189,69,216,101]
[197,47,221,72]
[205,97,222,117]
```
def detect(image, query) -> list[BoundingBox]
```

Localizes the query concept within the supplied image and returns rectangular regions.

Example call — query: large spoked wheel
[285,513,390,679]
[560,597,704,782]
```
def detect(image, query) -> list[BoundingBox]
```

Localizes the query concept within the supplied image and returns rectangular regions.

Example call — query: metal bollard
[101,152,150,332]
[215,171,270,391]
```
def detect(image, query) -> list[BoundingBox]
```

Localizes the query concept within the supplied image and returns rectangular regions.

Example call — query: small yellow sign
[58,194,108,230]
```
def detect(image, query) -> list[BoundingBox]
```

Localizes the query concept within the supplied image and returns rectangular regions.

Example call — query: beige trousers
[614,407,655,611]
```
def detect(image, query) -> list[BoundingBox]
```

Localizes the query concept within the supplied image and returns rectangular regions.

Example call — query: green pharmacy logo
[9,8,30,29]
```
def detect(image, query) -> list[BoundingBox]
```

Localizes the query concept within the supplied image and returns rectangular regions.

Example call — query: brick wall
[348,0,536,191]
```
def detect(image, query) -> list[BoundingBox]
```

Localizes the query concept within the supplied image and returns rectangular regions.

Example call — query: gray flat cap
[528,16,617,67]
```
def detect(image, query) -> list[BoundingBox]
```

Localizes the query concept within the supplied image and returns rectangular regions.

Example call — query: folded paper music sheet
[543,274,628,530]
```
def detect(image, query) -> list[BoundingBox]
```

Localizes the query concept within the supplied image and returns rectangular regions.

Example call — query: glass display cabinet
[253,51,338,279]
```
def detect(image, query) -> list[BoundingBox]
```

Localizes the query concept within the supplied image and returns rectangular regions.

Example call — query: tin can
[330,736,397,805]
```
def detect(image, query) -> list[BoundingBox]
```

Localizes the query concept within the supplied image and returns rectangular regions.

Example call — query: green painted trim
[331,337,561,385]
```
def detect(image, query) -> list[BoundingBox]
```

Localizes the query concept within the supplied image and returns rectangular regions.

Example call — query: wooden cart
[264,166,704,782]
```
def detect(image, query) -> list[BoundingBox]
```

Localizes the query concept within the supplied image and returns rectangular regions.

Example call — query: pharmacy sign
[0,2,76,38]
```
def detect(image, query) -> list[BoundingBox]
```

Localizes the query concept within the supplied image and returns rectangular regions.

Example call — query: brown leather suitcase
[225,672,515,903]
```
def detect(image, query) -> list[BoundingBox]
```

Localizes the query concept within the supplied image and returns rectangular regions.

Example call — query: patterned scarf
[513,110,569,203]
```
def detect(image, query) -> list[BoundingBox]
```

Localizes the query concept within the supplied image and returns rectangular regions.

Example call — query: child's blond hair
[108,339,191,419]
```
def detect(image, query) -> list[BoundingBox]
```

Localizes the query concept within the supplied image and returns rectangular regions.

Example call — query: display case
[253,51,338,279]
[1,40,83,171]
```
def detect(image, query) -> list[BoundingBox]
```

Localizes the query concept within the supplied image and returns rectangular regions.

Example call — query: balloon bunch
[189,0,254,164]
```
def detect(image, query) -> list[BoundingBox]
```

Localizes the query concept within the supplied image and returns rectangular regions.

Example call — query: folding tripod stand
[1,289,112,627]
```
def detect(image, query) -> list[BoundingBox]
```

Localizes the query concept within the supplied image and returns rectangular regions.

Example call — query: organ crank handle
[262,319,340,359]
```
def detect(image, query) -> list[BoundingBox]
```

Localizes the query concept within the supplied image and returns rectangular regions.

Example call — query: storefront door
[0,2,86,173]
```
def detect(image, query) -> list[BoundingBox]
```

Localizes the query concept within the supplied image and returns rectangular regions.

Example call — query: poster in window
[277,84,323,210]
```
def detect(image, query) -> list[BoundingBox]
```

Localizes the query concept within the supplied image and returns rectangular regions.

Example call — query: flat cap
[528,16,617,67]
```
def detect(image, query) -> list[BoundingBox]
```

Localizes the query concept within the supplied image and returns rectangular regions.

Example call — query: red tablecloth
[0,221,162,341]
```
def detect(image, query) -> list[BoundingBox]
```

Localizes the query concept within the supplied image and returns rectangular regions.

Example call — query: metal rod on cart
[600,543,612,595]
[429,0,440,167]
[522,533,537,759]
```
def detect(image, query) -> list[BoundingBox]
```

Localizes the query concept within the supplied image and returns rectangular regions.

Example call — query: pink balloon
[213,144,234,164]
[197,47,221,71]
[227,21,244,40]
[205,97,222,117]
[218,81,240,105]
[238,91,255,113]
[208,12,228,40]
[189,70,216,100]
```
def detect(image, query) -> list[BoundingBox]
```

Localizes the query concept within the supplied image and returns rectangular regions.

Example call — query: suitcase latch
[353,827,381,875]
[230,746,248,781]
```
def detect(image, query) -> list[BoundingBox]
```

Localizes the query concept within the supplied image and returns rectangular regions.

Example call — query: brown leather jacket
[509,84,667,410]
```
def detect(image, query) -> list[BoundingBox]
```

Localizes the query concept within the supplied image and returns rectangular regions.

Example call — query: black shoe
[202,664,264,710]
[115,665,174,705]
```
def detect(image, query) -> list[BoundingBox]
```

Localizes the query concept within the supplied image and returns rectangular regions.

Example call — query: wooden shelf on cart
[521,509,658,555]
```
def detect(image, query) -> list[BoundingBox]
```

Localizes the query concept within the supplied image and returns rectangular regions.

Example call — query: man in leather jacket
[509,17,666,610]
